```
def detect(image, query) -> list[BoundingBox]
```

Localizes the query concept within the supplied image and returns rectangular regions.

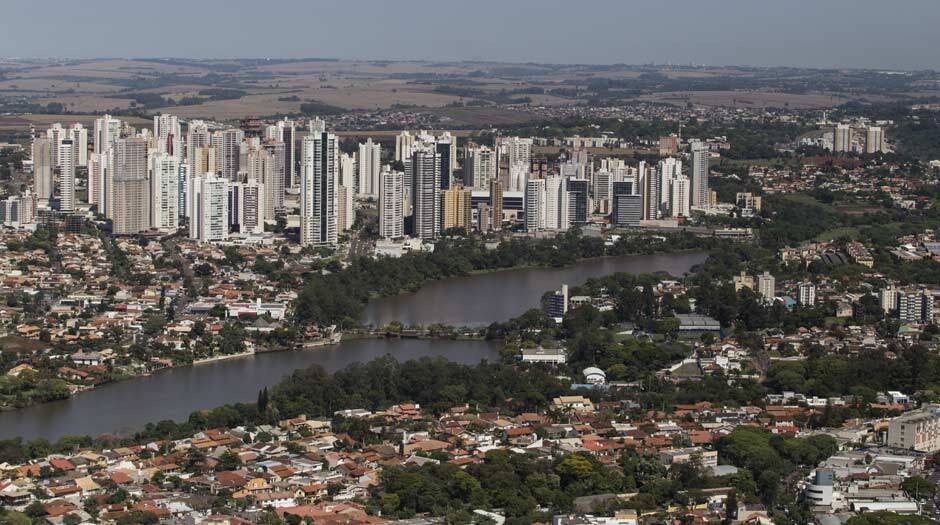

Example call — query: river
[0,251,707,442]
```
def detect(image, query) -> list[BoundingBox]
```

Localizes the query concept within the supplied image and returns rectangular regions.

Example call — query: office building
[436,134,456,190]
[112,138,150,235]
[442,186,472,231]
[690,141,708,208]
[525,178,546,232]
[357,138,381,197]
[379,167,404,239]
[410,147,441,240]
[566,179,589,224]
[276,119,297,188]
[32,136,54,202]
[758,272,776,302]
[150,153,179,232]
[300,132,338,246]
[611,181,641,227]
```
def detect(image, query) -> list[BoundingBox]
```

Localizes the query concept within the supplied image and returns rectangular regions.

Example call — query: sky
[2,0,938,70]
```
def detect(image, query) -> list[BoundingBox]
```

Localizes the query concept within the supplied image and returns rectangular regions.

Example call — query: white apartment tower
[189,175,229,242]
[525,178,547,232]
[58,139,75,212]
[410,147,441,240]
[150,153,180,232]
[757,272,776,302]
[465,145,497,190]
[379,167,404,239]
[357,138,381,197]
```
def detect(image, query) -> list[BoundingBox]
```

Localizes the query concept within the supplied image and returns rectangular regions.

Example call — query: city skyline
[2,0,939,70]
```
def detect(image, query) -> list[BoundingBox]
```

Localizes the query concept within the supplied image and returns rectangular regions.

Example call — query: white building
[58,139,75,212]
[190,175,228,242]
[668,176,691,218]
[757,271,776,302]
[887,406,940,452]
[379,167,404,240]
[410,147,440,240]
[544,174,569,231]
[150,153,180,232]
[465,145,497,190]
[798,282,816,307]
[357,138,381,197]
[525,178,546,232]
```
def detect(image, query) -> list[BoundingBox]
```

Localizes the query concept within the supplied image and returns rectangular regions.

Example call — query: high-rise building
[669,176,691,218]
[436,135,455,190]
[899,289,934,324]
[690,142,708,208]
[221,129,244,181]
[32,136,54,202]
[337,184,354,233]
[465,145,497,190]
[70,123,88,167]
[112,138,150,235]
[357,139,381,197]
[833,124,852,153]
[46,123,66,169]
[881,284,899,314]
[186,120,211,173]
[566,179,589,224]
[639,161,659,220]
[379,167,404,239]
[0,191,36,226]
[865,126,884,154]
[611,181,641,227]
[593,169,613,214]
[525,178,546,232]
[262,142,286,216]
[410,147,441,240]
[798,282,816,307]
[153,114,181,155]
[544,175,569,231]
[300,132,338,246]
[488,179,503,232]
[58,139,75,212]
[395,131,414,162]
[189,175,228,242]
[275,119,297,188]
[150,153,179,232]
[442,186,472,231]
[758,272,776,302]
[88,152,108,213]
[94,114,121,155]
[231,179,265,235]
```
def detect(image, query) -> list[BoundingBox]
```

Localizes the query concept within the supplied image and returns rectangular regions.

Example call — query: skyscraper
[379,167,404,240]
[232,179,265,235]
[593,169,613,214]
[32,136,54,202]
[611,181,641,227]
[262,141,286,216]
[46,123,66,169]
[357,138,381,197]
[300,132,338,247]
[442,186,472,231]
[276,119,297,188]
[395,130,414,162]
[190,175,228,242]
[690,142,709,208]
[410,147,441,240]
[112,138,150,235]
[153,114,181,155]
[544,175,569,231]
[88,152,108,213]
[337,183,354,233]
[186,120,211,173]
[221,129,244,181]
[150,153,180,232]
[58,139,75,212]
[669,176,691,218]
[566,179,589,224]
[465,145,497,190]
[94,114,121,156]
[70,123,88,167]
[865,126,884,154]
[525,178,546,232]
[489,179,503,232]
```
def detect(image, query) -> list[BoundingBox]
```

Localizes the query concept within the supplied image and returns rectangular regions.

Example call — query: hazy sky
[3,0,937,70]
